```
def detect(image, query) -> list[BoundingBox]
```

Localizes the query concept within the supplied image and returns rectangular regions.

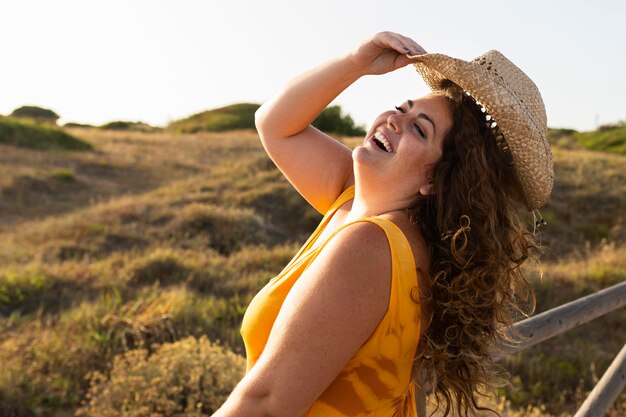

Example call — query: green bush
[76,336,245,417]
[312,105,366,136]
[0,117,93,151]
[64,122,95,128]
[10,105,60,123]
[49,168,76,182]
[100,121,160,132]
[0,268,49,312]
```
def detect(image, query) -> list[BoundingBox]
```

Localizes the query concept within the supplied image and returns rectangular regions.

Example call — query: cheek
[402,145,441,175]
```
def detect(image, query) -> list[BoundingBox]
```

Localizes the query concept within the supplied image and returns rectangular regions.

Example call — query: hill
[575,122,626,155]
[547,123,626,156]
[167,103,261,133]
[0,116,92,151]
[167,102,366,136]
[0,127,624,416]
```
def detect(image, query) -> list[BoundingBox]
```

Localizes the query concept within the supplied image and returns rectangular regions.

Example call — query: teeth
[374,131,392,153]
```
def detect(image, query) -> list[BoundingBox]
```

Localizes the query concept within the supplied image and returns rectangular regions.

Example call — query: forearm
[255,53,364,138]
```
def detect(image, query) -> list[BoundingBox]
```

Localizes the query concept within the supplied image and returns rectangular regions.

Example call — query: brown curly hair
[409,80,538,416]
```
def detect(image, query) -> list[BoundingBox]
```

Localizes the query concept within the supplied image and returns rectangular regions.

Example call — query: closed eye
[414,124,426,138]
[394,106,426,139]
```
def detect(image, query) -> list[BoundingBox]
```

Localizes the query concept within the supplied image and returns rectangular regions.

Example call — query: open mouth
[373,131,392,153]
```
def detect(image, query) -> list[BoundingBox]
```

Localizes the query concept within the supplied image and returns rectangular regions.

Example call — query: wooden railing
[415,279,626,417]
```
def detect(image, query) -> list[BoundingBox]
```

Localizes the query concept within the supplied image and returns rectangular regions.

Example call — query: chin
[352,145,369,162]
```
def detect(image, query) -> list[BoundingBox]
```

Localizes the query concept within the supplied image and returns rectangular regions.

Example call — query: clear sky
[1,0,625,132]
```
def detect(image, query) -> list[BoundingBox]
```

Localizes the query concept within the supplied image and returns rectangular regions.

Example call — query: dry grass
[0,126,624,416]
[540,147,626,258]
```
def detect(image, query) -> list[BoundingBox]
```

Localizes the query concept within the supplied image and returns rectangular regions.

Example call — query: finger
[378,31,417,56]
[378,31,426,55]
[397,33,427,55]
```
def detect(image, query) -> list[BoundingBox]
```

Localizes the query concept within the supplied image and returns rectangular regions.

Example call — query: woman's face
[353,94,454,197]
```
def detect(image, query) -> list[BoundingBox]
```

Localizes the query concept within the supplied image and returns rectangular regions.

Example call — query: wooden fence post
[573,342,626,417]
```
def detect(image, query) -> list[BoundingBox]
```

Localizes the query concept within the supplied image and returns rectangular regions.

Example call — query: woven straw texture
[410,51,553,210]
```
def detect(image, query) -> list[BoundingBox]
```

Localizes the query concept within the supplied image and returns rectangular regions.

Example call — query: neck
[347,183,415,222]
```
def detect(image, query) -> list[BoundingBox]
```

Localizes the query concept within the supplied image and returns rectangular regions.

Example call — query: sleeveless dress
[240,185,422,416]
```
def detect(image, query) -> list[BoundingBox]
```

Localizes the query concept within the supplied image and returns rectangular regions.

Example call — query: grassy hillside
[547,123,626,155]
[167,103,260,133]
[575,122,626,154]
[0,127,625,416]
[167,102,366,136]
[0,116,92,151]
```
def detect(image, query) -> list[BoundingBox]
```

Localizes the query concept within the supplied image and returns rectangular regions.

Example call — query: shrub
[49,168,76,182]
[64,122,95,128]
[100,121,160,132]
[76,336,245,417]
[125,249,194,287]
[10,105,60,124]
[312,105,366,136]
[0,267,49,313]
[167,203,270,254]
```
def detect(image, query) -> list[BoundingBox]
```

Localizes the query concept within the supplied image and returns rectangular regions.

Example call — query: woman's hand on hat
[349,31,427,75]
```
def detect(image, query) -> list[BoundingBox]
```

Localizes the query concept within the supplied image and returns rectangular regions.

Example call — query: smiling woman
[212,31,552,417]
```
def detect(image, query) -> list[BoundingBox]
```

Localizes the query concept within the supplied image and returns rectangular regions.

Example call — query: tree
[312,105,366,136]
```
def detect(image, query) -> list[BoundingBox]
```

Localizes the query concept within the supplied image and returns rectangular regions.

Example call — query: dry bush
[0,285,249,415]
[76,336,244,417]
[166,203,270,254]
[124,248,195,288]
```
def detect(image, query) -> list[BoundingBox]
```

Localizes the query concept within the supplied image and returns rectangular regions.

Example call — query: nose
[386,112,404,134]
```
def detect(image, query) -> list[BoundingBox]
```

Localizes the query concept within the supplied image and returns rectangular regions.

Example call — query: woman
[213,32,552,417]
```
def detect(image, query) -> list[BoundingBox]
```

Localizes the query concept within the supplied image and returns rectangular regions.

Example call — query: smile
[372,131,393,153]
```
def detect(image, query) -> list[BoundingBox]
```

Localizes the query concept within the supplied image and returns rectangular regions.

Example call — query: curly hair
[409,80,538,416]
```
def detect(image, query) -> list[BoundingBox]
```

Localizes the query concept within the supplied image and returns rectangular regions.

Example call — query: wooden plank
[413,368,428,416]
[415,387,427,417]
[496,280,626,358]
[573,342,626,417]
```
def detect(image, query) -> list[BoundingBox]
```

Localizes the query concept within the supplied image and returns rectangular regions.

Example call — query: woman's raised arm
[255,32,426,213]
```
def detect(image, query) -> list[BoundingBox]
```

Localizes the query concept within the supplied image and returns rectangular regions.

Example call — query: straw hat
[408,51,553,211]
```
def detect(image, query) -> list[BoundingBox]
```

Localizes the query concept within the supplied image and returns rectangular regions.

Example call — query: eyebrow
[407,99,436,136]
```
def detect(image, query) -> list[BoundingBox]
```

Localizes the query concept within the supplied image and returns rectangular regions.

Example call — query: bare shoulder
[290,220,393,330]
[316,220,392,284]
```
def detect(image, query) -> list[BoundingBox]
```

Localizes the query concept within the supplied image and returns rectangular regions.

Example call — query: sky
[1,0,625,132]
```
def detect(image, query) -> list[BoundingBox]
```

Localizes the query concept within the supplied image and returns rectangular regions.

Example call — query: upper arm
[235,222,391,417]
[256,114,355,214]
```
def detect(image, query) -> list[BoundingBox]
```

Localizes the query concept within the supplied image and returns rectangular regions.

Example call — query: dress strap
[284,185,355,270]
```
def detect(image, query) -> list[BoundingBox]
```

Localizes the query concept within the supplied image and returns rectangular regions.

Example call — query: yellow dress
[240,185,422,416]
